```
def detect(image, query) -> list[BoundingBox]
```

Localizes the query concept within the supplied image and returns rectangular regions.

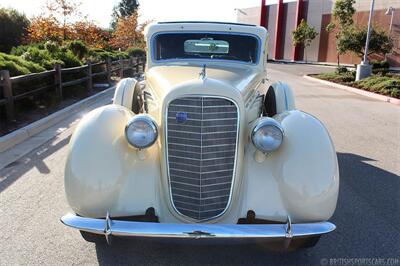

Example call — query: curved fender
[269,81,295,114]
[113,78,138,110]
[65,104,160,218]
[243,110,338,222]
[275,111,339,221]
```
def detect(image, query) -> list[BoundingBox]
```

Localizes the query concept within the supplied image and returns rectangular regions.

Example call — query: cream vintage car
[61,21,339,250]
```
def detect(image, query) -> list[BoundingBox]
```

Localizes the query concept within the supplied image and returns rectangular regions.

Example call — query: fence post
[129,56,134,76]
[54,64,62,100]
[119,57,124,78]
[1,70,15,122]
[106,58,112,85]
[86,61,93,93]
[141,57,145,72]
[135,57,140,76]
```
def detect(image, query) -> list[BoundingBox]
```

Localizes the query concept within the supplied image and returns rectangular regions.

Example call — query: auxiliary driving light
[125,114,158,149]
[251,118,284,153]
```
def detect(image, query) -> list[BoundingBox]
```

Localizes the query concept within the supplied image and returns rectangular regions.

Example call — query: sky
[0,0,262,28]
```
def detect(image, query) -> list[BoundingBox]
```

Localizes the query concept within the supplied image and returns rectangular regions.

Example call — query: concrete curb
[303,75,400,106]
[268,59,352,69]
[0,86,115,153]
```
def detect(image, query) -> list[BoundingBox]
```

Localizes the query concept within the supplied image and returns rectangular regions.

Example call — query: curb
[303,75,400,106]
[0,86,115,153]
[268,59,351,69]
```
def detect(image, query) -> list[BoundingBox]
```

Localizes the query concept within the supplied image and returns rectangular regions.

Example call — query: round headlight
[251,118,284,153]
[125,114,158,149]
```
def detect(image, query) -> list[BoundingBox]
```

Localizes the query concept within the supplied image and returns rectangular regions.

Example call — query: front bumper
[61,213,336,244]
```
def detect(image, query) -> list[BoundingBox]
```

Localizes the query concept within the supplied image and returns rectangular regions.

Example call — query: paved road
[1,63,399,266]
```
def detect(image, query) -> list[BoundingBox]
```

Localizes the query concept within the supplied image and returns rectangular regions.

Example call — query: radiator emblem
[176,112,188,123]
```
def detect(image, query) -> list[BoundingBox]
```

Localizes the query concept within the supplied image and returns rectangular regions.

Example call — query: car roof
[144,21,267,42]
[158,21,257,27]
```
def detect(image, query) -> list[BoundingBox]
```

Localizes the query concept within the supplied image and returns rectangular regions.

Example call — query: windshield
[153,33,259,63]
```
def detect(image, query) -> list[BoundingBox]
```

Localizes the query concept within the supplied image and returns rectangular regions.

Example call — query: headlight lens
[125,114,158,149]
[251,118,284,152]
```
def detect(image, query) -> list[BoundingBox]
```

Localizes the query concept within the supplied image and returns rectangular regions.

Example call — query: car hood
[145,64,263,98]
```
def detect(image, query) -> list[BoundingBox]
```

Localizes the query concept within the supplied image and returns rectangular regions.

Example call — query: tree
[72,21,110,49]
[26,15,64,44]
[0,8,30,53]
[45,0,81,40]
[110,12,147,50]
[338,27,393,59]
[26,0,110,47]
[332,0,355,28]
[292,19,318,63]
[327,0,356,65]
[111,0,139,29]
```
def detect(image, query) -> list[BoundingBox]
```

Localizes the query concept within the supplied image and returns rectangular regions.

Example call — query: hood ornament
[199,64,207,80]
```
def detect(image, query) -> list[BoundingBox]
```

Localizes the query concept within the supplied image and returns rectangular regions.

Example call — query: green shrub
[87,48,129,62]
[335,65,348,74]
[0,52,45,76]
[371,60,389,75]
[341,71,356,82]
[44,41,60,54]
[11,44,33,56]
[0,59,30,76]
[88,48,113,61]
[21,47,52,68]
[126,47,146,57]
[354,75,400,98]
[55,50,82,68]
[114,51,129,59]
[21,46,66,69]
[64,40,88,60]
[316,71,355,83]
[15,44,82,69]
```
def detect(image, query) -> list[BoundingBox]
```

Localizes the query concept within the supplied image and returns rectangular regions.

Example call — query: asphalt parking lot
[0,63,399,265]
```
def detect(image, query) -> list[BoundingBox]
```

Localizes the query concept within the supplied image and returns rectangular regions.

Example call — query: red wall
[318,10,400,67]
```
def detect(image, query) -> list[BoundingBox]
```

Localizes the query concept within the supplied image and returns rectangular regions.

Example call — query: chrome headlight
[125,114,158,149]
[251,118,284,153]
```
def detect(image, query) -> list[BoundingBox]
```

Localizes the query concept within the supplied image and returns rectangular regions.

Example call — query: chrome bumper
[61,213,336,244]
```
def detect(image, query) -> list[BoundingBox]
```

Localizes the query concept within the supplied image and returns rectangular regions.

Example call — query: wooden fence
[0,56,145,122]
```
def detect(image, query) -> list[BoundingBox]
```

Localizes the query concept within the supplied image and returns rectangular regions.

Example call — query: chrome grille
[167,96,238,220]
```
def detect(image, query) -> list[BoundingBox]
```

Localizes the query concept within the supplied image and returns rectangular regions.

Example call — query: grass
[313,71,400,99]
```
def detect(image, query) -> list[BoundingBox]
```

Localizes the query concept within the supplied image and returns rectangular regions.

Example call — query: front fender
[242,110,339,223]
[64,104,160,218]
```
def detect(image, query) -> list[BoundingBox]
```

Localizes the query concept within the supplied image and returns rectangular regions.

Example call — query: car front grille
[166,96,238,221]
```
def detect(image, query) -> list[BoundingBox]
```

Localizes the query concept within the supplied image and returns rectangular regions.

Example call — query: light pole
[356,0,375,81]
[384,7,395,61]
[385,7,395,34]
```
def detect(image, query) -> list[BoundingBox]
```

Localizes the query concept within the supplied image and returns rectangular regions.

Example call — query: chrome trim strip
[167,129,237,135]
[169,155,235,161]
[61,213,336,239]
[165,95,240,222]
